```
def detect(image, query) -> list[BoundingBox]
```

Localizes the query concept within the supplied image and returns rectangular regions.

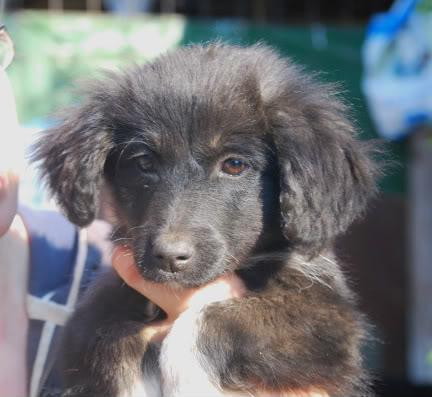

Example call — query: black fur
[33,42,379,396]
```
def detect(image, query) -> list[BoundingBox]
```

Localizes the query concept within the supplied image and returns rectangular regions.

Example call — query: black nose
[152,236,194,273]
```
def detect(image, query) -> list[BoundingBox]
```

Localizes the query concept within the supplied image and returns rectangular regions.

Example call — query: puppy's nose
[152,236,194,273]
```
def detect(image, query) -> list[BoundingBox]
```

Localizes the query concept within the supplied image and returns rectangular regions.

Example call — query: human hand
[112,245,246,340]
[0,26,19,237]
[0,27,29,397]
[0,168,19,237]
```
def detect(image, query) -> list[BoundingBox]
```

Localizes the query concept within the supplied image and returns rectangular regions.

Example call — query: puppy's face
[33,43,377,287]
[104,91,281,287]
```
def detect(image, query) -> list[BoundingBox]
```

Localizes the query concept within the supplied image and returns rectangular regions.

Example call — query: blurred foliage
[4,11,185,123]
[417,0,432,12]
[427,350,432,374]
[3,11,406,193]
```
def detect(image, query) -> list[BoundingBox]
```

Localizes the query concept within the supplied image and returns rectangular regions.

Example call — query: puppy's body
[34,43,378,396]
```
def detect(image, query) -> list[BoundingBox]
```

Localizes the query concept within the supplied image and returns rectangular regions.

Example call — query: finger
[111,246,193,318]
[0,26,14,70]
[0,170,19,237]
[111,246,143,288]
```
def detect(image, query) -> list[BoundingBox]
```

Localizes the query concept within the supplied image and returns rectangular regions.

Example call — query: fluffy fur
[33,42,379,396]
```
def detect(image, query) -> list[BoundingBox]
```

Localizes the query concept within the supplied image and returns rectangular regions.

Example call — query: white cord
[28,228,88,397]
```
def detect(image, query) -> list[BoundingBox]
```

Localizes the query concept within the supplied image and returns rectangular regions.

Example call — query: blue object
[362,0,432,140]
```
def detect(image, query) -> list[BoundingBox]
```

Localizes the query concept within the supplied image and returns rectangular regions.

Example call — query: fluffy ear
[270,80,379,252]
[32,102,113,227]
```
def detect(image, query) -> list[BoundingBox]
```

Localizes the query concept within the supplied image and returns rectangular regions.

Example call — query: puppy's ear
[270,80,379,251]
[32,103,113,227]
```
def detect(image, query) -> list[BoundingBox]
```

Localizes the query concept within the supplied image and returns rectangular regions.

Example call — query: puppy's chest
[127,308,228,397]
[136,342,163,396]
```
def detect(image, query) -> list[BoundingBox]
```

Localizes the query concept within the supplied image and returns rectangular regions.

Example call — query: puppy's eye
[221,158,248,176]
[136,155,154,172]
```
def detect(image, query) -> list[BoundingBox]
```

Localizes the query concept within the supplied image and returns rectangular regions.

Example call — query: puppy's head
[33,43,378,287]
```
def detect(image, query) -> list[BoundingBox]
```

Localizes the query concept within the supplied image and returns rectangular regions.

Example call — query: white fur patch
[123,307,250,396]
[159,307,229,396]
[120,373,161,397]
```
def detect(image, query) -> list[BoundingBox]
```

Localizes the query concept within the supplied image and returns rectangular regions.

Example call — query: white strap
[27,295,71,326]
[66,228,88,310]
[29,291,57,397]
[29,228,88,397]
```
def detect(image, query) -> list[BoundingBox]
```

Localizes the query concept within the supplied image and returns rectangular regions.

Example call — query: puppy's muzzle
[152,234,195,273]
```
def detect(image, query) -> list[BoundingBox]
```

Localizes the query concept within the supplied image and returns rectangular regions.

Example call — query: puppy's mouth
[130,229,230,287]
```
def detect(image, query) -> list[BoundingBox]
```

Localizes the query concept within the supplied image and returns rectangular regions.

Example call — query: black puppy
[33,42,378,396]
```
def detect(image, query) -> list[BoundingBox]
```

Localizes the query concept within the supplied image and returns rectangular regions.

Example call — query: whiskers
[114,137,149,176]
[110,223,153,248]
[244,250,339,291]
[290,253,339,290]
[125,224,153,238]
[109,224,122,240]
[227,252,239,265]
[110,237,134,246]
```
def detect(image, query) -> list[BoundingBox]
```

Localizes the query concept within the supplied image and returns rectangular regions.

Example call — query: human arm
[0,27,29,397]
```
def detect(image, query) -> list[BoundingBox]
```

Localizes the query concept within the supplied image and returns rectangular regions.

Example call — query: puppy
[33,42,379,396]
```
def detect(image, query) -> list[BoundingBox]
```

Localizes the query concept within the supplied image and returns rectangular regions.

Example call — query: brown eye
[136,155,153,171]
[221,158,248,176]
